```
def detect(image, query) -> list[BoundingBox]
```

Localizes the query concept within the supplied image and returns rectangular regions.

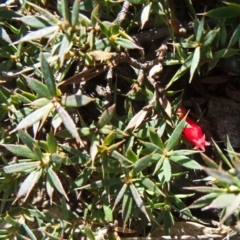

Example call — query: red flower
[177,107,210,151]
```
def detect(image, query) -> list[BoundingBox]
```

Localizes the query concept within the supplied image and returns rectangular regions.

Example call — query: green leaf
[125,109,148,131]
[115,38,143,50]
[122,188,133,224]
[113,183,128,210]
[61,0,71,22]
[169,150,198,156]
[47,166,69,201]
[16,170,42,202]
[77,178,122,190]
[149,128,164,150]
[83,226,95,240]
[2,162,39,174]
[10,102,54,133]
[46,174,54,204]
[24,75,52,99]
[55,102,81,144]
[110,150,132,165]
[133,151,155,174]
[21,223,37,240]
[170,155,202,170]
[71,0,80,26]
[226,23,240,49]
[141,178,165,196]
[0,8,22,19]
[61,95,95,107]
[165,117,186,151]
[128,0,147,4]
[189,46,200,83]
[41,53,57,97]
[59,35,72,66]
[1,144,37,160]
[25,2,59,24]
[220,193,240,224]
[163,158,171,182]
[141,141,162,153]
[50,153,65,164]
[18,15,51,28]
[204,6,240,19]
[162,208,174,234]
[196,17,204,42]
[95,19,111,38]
[212,139,232,168]
[12,26,58,44]
[188,192,223,209]
[126,149,138,163]
[98,104,115,128]
[141,3,152,29]
[202,193,237,210]
[0,26,12,43]
[129,184,150,221]
[18,130,42,161]
[47,132,58,153]
[203,28,220,47]
[204,167,240,187]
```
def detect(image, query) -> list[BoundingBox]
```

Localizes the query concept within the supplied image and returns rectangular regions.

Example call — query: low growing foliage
[0,0,240,239]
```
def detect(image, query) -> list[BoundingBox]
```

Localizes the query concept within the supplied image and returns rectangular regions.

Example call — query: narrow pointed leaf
[202,193,236,210]
[61,95,95,107]
[204,7,240,19]
[133,151,155,174]
[46,173,54,204]
[47,132,58,153]
[163,158,171,182]
[10,102,54,133]
[16,170,42,202]
[0,144,37,160]
[196,17,204,42]
[125,109,148,131]
[18,130,36,150]
[204,167,240,186]
[203,28,219,47]
[220,193,240,224]
[113,183,128,210]
[149,128,164,150]
[129,184,150,221]
[24,75,52,99]
[2,162,39,173]
[55,102,81,144]
[212,139,232,168]
[21,223,37,240]
[77,179,122,190]
[122,188,132,224]
[141,178,165,196]
[61,0,70,22]
[47,167,69,201]
[141,3,152,29]
[115,38,143,49]
[165,117,186,151]
[188,192,220,209]
[41,53,57,97]
[189,46,200,83]
[18,15,51,28]
[18,130,42,160]
[12,26,58,44]
[170,155,202,170]
[84,226,95,240]
[71,0,80,26]
[98,104,115,128]
[110,150,133,165]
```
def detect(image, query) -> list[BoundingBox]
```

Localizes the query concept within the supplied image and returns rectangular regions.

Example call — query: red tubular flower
[177,107,210,151]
